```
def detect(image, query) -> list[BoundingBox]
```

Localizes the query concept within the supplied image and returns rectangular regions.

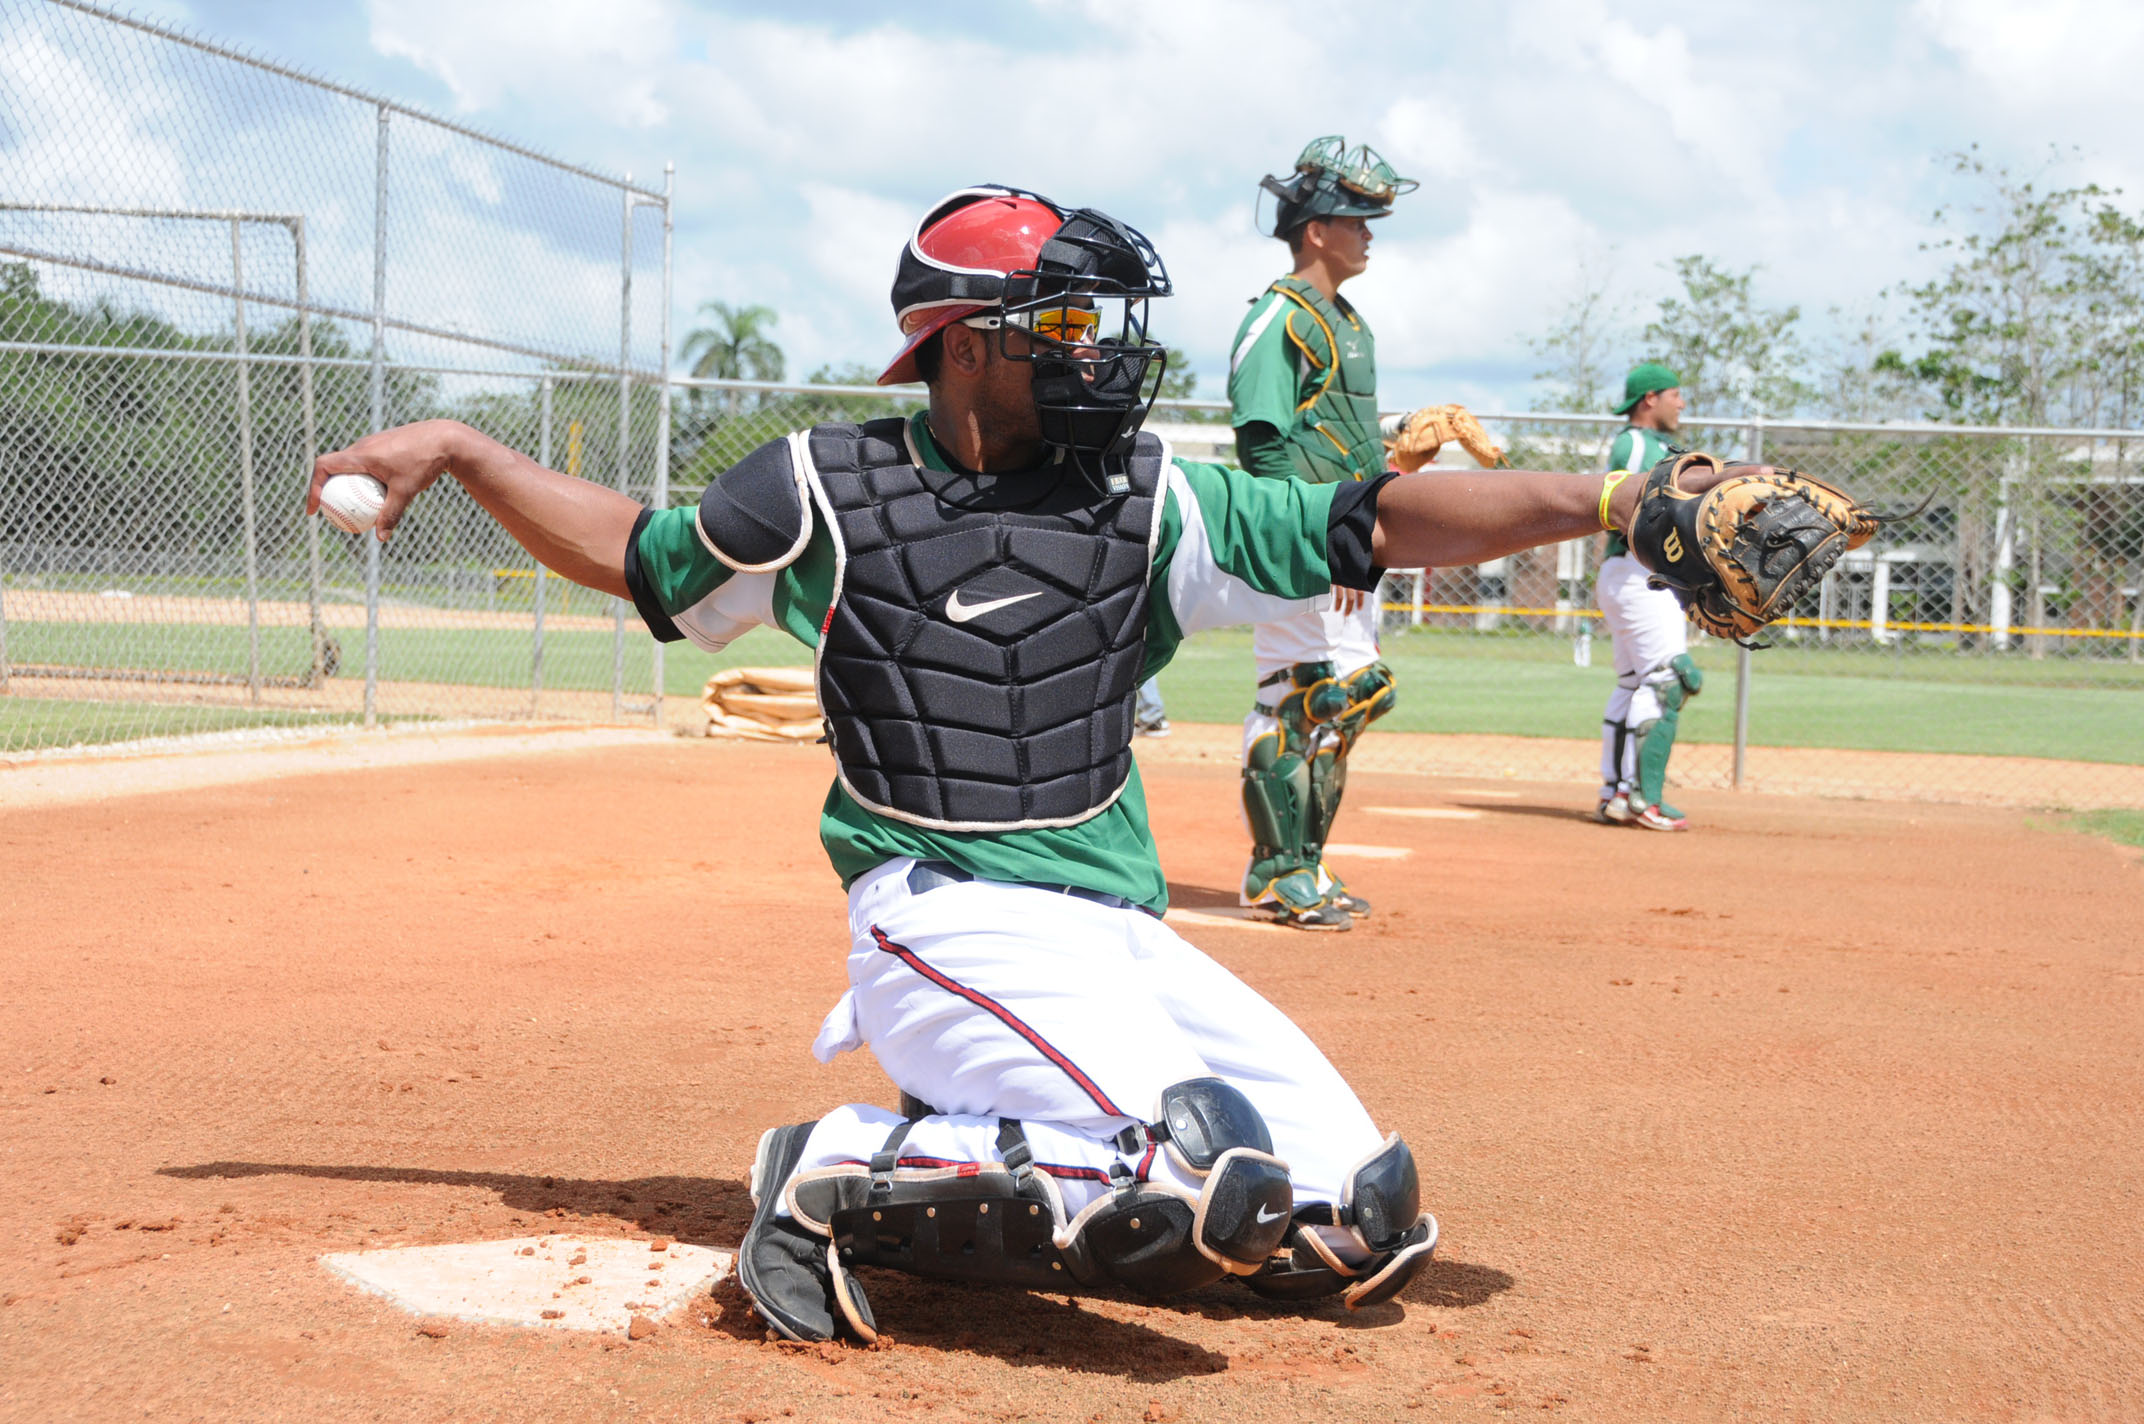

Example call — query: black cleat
[737,1123,877,1343]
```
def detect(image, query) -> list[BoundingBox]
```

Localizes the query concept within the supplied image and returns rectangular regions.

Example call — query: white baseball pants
[1595,553,1690,799]
[800,857,1388,1241]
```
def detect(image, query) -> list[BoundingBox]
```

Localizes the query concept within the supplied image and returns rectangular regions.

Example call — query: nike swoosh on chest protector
[944,588,1044,624]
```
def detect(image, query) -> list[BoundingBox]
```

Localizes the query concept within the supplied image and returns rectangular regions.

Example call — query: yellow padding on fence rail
[1380,603,2144,640]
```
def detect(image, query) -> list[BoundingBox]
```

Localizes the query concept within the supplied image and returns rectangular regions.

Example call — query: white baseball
[318,473,387,535]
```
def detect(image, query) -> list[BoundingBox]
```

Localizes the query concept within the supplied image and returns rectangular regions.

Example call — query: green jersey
[1605,425,1674,557]
[628,413,1353,912]
[1227,276,1383,484]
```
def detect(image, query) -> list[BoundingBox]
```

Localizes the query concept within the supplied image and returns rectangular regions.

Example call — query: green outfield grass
[0,699,351,749]
[1155,627,2144,765]
[8,618,2144,764]
[2060,809,2144,849]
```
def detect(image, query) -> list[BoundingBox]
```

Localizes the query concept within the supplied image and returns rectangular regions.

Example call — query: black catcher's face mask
[969,207,1172,497]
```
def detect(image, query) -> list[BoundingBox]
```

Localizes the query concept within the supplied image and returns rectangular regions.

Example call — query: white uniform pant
[1243,594,1383,770]
[803,857,1387,1240]
[1251,593,1383,689]
[1595,553,1689,799]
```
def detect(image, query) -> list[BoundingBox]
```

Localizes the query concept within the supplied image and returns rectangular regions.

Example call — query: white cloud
[369,0,674,125]
[1914,0,2144,107]
[22,0,2118,407]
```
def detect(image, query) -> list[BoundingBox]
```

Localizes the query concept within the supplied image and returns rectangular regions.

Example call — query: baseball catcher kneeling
[309,181,1876,1345]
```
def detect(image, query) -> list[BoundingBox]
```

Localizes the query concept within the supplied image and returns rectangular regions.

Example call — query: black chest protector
[799,417,1167,831]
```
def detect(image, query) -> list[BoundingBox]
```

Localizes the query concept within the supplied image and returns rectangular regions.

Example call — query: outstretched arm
[307,420,642,600]
[1368,465,1740,569]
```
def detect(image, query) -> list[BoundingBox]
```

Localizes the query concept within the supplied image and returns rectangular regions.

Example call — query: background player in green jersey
[1595,362,1703,830]
[1227,136,1413,930]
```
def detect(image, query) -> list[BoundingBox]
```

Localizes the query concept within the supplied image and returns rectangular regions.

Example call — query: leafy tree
[1151,347,1227,423]
[0,263,437,573]
[1529,247,1629,415]
[1875,150,2100,426]
[680,300,784,388]
[1643,255,1811,419]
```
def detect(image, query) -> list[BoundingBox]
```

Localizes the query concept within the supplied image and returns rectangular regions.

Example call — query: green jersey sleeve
[628,503,835,651]
[1227,290,1302,433]
[1148,457,1336,644]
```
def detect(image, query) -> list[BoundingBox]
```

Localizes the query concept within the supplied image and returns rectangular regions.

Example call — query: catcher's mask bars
[1257,136,1417,238]
[880,185,1173,497]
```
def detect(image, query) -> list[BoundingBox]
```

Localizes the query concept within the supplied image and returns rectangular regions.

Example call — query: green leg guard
[1243,663,1352,925]
[1314,663,1394,918]
[1333,661,1397,755]
[1242,732,1322,913]
[1633,680,1686,817]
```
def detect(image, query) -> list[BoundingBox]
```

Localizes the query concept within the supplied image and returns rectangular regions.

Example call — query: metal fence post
[612,179,633,722]
[1732,417,1764,789]
[231,217,262,704]
[365,103,388,729]
[293,216,324,691]
[650,163,674,730]
[534,376,551,716]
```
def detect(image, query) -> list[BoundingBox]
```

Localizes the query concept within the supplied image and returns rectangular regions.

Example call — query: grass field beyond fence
[6,619,2143,767]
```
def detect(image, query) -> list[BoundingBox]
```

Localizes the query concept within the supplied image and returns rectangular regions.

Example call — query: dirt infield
[4,733,2140,1422]
[1132,720,2144,811]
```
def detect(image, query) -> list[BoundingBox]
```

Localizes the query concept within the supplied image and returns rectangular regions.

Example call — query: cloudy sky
[10,0,2143,410]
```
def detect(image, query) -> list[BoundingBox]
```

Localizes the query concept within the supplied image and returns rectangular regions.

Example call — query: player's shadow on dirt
[160,1159,1232,1380]
[160,1160,754,1251]
[1173,1255,1515,1329]
[1457,802,1602,824]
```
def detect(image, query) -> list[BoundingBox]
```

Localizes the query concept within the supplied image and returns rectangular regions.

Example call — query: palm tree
[679,300,784,415]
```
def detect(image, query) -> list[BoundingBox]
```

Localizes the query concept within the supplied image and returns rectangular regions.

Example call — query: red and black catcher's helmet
[880,184,1173,489]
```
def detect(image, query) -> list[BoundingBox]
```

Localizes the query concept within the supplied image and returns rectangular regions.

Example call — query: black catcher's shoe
[737,1122,878,1343]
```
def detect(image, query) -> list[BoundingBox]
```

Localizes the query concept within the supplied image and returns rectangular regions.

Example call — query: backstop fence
[0,0,673,749]
[4,1,2142,809]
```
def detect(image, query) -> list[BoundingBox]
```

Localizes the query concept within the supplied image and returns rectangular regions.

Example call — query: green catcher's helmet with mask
[1258,136,1417,239]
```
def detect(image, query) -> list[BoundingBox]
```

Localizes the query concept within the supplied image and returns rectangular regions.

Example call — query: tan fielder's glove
[1624,452,1905,645]
[1381,404,1506,473]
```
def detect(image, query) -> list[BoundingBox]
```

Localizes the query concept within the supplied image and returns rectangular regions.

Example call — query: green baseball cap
[1613,361,1680,416]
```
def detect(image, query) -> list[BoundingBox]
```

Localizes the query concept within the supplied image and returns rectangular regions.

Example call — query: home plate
[321,1236,732,1333]
[1322,843,1412,859]
[1365,806,1483,820]
[1165,907,1285,933]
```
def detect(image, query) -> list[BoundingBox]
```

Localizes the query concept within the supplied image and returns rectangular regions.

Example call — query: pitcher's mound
[322,1235,734,1333]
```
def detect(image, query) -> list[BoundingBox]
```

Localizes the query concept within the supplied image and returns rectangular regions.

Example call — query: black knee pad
[1151,1077,1274,1167]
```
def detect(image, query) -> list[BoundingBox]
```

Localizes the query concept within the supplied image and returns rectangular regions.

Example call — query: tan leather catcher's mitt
[1625,452,1897,644]
[1383,404,1507,472]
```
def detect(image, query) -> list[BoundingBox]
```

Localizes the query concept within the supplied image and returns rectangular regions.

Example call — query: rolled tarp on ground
[700,666,821,742]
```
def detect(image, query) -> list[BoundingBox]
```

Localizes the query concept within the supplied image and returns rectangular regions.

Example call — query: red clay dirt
[2,734,2140,1422]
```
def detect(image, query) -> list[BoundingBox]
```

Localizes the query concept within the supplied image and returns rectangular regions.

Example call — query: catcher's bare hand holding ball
[306,419,462,542]
[1620,452,1908,644]
[307,418,639,598]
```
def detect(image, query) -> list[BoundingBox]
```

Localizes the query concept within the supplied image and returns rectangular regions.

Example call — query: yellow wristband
[1598,471,1632,533]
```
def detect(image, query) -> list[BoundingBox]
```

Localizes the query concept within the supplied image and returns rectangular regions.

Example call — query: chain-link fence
[0,0,671,751]
[5,1,2141,809]
[1367,410,2144,807]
